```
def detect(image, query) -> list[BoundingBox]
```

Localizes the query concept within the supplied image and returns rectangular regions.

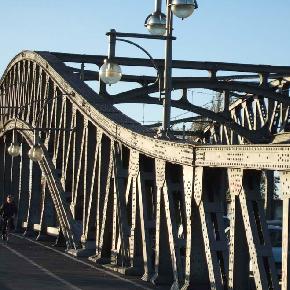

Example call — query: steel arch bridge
[1,50,290,290]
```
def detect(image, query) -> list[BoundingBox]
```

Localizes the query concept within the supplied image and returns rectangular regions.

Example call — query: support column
[37,177,56,240]
[10,154,21,204]
[181,165,194,290]
[0,138,5,203]
[228,169,279,290]
[4,138,12,197]
[197,167,229,290]
[24,159,42,236]
[89,143,113,263]
[16,142,30,231]
[264,170,274,220]
[137,171,154,280]
[151,159,183,289]
[281,171,290,290]
[151,159,170,285]
[228,169,250,290]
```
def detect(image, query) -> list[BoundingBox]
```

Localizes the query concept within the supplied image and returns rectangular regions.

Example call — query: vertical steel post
[99,29,116,94]
[108,29,117,60]
[161,0,173,137]
[155,0,162,12]
[281,171,290,290]
[223,90,230,112]
[80,63,85,81]
[182,123,185,140]
[0,138,5,204]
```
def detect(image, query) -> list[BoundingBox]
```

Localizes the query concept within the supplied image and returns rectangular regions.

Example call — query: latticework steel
[1,51,290,290]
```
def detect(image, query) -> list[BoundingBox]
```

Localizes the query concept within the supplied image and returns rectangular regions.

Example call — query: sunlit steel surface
[1,50,290,290]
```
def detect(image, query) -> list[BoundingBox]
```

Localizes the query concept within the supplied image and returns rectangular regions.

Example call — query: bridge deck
[0,234,163,290]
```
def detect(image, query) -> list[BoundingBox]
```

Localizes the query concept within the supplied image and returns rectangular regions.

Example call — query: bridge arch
[1,50,290,290]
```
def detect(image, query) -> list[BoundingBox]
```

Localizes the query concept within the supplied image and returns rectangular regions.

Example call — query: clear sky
[1,0,290,125]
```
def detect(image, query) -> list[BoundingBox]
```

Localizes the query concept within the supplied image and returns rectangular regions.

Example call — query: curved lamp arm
[115,38,161,86]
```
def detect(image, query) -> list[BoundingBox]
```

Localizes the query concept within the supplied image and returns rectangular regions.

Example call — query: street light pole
[155,0,162,12]
[99,0,197,140]
[161,0,173,138]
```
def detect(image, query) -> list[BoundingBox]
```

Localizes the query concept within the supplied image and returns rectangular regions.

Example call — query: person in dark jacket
[0,195,17,240]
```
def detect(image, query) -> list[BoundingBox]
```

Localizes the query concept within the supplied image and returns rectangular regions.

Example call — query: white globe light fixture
[171,0,196,19]
[145,12,166,36]
[99,59,122,85]
[28,144,44,162]
[7,142,21,157]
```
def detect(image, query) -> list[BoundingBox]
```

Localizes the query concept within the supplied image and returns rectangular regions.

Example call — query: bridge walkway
[0,234,166,290]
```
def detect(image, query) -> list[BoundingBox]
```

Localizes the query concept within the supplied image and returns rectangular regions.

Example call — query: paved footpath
[0,234,167,290]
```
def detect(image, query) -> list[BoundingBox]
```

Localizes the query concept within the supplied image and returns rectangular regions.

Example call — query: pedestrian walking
[0,195,17,241]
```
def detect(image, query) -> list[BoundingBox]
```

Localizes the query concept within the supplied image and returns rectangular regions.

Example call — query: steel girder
[1,51,290,290]
[46,51,290,145]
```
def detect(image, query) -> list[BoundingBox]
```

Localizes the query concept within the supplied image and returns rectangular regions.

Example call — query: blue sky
[1,0,290,124]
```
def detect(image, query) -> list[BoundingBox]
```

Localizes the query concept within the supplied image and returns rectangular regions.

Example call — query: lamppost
[7,130,21,157]
[2,92,75,162]
[99,0,198,138]
[5,121,44,161]
[27,132,44,162]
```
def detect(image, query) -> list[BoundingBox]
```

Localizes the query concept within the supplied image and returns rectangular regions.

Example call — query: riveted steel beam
[50,52,290,74]
[2,50,290,290]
